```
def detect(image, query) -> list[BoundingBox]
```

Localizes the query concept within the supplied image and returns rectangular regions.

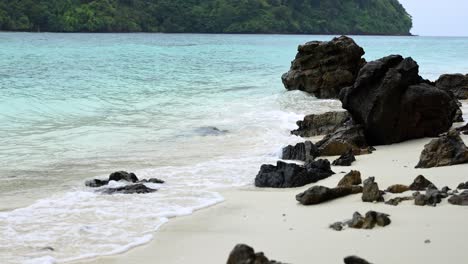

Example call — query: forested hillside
[0,0,412,34]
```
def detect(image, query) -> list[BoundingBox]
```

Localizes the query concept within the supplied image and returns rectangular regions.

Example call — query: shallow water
[0,33,467,263]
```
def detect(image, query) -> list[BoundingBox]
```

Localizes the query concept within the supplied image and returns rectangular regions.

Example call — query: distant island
[0,0,412,35]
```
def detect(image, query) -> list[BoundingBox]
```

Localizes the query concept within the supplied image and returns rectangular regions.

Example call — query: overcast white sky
[399,0,468,36]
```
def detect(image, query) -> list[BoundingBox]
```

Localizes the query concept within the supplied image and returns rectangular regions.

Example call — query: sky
[399,0,468,36]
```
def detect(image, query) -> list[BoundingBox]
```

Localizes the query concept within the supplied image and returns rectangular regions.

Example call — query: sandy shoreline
[78,135,468,264]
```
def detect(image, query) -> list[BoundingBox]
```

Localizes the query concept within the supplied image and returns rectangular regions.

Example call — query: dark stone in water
[101,184,157,195]
[194,126,228,136]
[85,171,164,190]
[140,178,165,184]
[109,171,139,183]
[255,160,334,188]
[85,179,109,188]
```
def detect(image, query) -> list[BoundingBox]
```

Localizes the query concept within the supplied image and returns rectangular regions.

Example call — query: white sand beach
[80,135,468,264]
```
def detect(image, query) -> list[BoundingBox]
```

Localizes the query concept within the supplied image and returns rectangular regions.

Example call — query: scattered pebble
[425,239,431,244]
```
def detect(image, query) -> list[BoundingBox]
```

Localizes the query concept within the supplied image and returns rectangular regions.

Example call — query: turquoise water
[1,33,468,263]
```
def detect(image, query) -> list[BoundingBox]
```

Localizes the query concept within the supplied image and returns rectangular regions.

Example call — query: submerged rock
[435,73,468,100]
[332,149,356,166]
[344,256,372,264]
[291,111,350,137]
[227,244,284,264]
[340,55,459,145]
[255,160,334,188]
[282,36,365,99]
[296,185,362,205]
[281,141,319,162]
[109,171,139,183]
[193,126,228,136]
[448,190,468,206]
[85,179,109,188]
[415,130,468,168]
[316,123,368,156]
[337,170,362,187]
[362,177,384,202]
[101,184,157,195]
[409,175,435,191]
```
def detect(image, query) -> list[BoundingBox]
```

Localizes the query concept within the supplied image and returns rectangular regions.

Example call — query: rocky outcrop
[296,185,362,205]
[255,160,334,188]
[315,123,368,156]
[344,256,372,264]
[448,190,468,206]
[109,171,139,183]
[101,184,157,194]
[415,130,468,168]
[362,177,384,202]
[281,141,319,162]
[291,111,350,137]
[227,244,283,264]
[282,36,365,99]
[385,184,410,194]
[435,73,468,100]
[331,211,391,231]
[337,170,362,187]
[457,182,468,189]
[332,150,356,166]
[340,55,460,145]
[409,175,435,191]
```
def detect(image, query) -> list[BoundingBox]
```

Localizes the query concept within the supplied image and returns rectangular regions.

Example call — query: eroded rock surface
[291,111,350,137]
[416,130,468,168]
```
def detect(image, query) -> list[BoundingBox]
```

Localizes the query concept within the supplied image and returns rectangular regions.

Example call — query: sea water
[0,33,467,263]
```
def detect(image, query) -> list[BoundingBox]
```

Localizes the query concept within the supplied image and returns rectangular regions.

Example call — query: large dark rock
[340,55,460,145]
[255,160,334,188]
[282,141,319,162]
[101,184,157,194]
[315,123,368,156]
[332,150,356,166]
[296,185,362,205]
[109,171,139,183]
[282,36,365,99]
[415,130,468,168]
[227,244,283,264]
[435,73,468,100]
[344,256,372,264]
[291,111,350,137]
[409,175,435,191]
[448,190,468,206]
[362,177,384,202]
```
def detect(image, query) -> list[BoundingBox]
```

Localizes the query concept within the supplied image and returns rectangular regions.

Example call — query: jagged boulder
[362,177,384,202]
[109,171,139,183]
[282,141,319,162]
[435,73,468,100]
[291,111,350,137]
[315,123,368,156]
[416,130,468,168]
[409,175,435,191]
[296,185,362,205]
[282,36,365,99]
[332,149,356,166]
[227,244,284,264]
[340,55,460,145]
[337,170,362,187]
[255,160,334,188]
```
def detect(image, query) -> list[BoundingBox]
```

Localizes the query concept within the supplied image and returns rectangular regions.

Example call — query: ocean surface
[1,33,467,264]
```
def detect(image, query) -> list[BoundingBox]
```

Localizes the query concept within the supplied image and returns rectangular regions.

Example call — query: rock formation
[281,141,319,162]
[415,130,468,168]
[291,111,350,137]
[435,73,468,100]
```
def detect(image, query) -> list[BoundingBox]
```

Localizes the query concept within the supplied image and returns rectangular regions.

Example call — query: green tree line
[0,0,412,34]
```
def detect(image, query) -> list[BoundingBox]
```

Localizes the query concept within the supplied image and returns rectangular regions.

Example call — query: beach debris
[435,73,468,100]
[227,244,285,264]
[291,111,350,137]
[331,211,391,231]
[448,190,468,206]
[282,141,319,162]
[344,256,373,264]
[337,170,362,187]
[415,130,468,168]
[409,175,435,191]
[101,183,157,195]
[340,55,459,145]
[296,185,362,205]
[255,160,334,188]
[332,149,356,166]
[315,123,368,156]
[385,184,410,194]
[385,196,414,206]
[282,36,365,99]
[362,177,384,202]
